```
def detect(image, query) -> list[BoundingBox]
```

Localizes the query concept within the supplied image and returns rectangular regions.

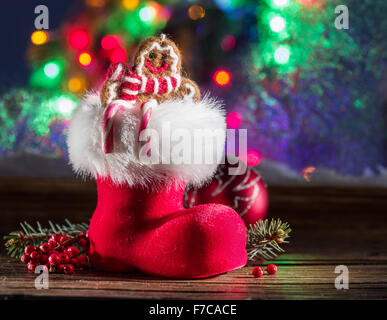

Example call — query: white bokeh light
[270,16,286,33]
[57,97,75,115]
[139,7,156,21]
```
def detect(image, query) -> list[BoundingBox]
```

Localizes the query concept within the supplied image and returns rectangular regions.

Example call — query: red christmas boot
[67,94,248,278]
[88,177,246,278]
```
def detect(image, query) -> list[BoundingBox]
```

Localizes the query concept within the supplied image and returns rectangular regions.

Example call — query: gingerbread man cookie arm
[100,63,128,106]
[180,77,200,102]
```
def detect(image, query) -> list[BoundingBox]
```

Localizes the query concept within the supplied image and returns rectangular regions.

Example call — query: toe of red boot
[187,203,248,278]
[134,203,247,279]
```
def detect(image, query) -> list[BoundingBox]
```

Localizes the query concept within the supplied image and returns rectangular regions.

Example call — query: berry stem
[53,233,86,251]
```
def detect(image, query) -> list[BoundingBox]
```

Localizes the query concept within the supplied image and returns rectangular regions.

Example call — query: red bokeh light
[101,35,119,50]
[161,7,172,20]
[243,150,262,166]
[226,112,242,129]
[221,35,236,51]
[110,47,127,63]
[68,28,90,50]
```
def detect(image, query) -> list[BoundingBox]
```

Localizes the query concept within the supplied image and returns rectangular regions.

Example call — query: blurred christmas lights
[68,77,85,93]
[188,5,205,20]
[299,0,315,5]
[110,47,127,63]
[30,63,63,89]
[31,30,48,45]
[269,15,286,32]
[77,51,93,67]
[56,97,76,115]
[122,0,139,10]
[274,46,290,64]
[302,166,315,182]
[221,35,236,51]
[226,112,242,129]
[43,62,60,79]
[139,6,156,22]
[14,0,386,177]
[68,28,90,50]
[214,70,231,86]
[28,0,171,97]
[215,0,238,11]
[244,150,262,166]
[101,35,120,50]
[85,0,106,7]
[272,0,289,7]
[161,7,172,20]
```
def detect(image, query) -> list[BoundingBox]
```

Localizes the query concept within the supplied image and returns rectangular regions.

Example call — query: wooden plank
[1,178,387,299]
[0,257,386,299]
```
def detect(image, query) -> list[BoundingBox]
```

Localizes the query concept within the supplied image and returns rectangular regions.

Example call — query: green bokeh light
[43,62,60,79]
[106,5,166,42]
[269,15,286,32]
[274,45,290,64]
[30,59,65,89]
[271,0,289,8]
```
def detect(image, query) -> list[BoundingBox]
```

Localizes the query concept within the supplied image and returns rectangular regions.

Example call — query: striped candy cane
[101,102,134,154]
[138,99,158,157]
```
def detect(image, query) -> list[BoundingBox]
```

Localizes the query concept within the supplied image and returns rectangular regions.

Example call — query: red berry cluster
[20,233,90,275]
[252,264,278,278]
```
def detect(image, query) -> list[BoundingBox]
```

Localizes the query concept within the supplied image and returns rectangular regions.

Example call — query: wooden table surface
[0,178,387,300]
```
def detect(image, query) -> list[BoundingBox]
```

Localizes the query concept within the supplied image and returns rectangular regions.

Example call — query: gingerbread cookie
[100,34,200,106]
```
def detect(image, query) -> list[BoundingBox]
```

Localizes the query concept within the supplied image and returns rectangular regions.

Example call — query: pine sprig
[4,219,89,258]
[246,218,291,261]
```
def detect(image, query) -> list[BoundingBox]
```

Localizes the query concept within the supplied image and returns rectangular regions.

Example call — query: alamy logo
[138,125,248,175]
[334,265,349,290]
[34,5,49,30]
[34,265,49,289]
[335,5,349,30]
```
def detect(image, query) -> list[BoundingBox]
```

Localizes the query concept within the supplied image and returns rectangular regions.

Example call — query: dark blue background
[0,1,80,92]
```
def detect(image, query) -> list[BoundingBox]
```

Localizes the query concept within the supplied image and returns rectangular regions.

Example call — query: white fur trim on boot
[66,93,226,188]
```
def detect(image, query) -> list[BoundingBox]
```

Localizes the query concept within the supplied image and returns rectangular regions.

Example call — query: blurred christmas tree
[0,89,73,156]
[0,0,386,177]
[201,0,387,175]
[237,0,387,175]
[1,0,174,156]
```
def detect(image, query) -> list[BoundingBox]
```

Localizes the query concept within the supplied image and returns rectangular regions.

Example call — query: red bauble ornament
[184,157,268,226]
